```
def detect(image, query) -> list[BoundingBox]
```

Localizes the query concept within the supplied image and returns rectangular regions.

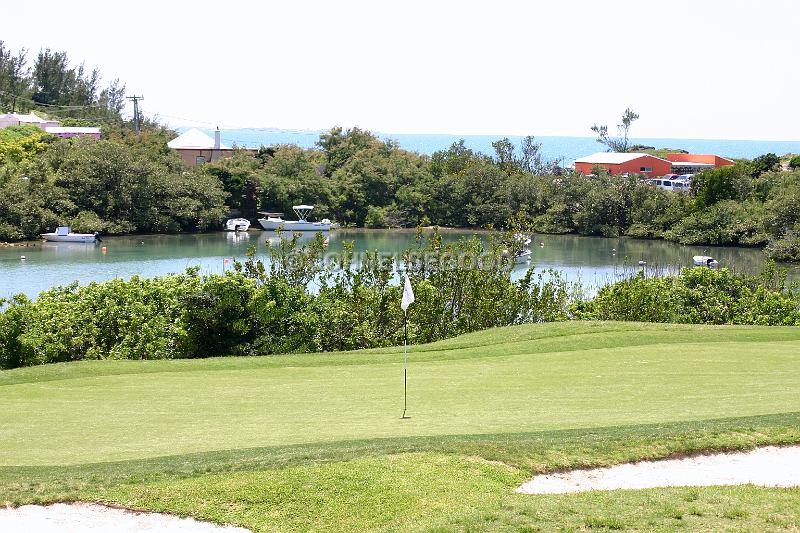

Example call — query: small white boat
[693,255,719,267]
[225,218,251,232]
[258,205,332,231]
[41,226,98,243]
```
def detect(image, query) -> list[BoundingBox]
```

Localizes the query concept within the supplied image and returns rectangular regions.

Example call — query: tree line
[0,40,125,121]
[206,127,800,261]
[1,121,799,262]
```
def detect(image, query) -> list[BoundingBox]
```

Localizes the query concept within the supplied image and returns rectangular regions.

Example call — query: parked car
[645,178,690,192]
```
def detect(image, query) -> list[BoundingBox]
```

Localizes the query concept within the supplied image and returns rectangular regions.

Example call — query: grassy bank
[2,322,800,531]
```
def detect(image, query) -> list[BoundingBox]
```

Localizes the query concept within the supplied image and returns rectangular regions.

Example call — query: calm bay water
[206,128,800,162]
[0,230,794,301]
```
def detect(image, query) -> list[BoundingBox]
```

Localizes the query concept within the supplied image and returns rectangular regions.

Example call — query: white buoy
[638,260,646,266]
[20,255,26,260]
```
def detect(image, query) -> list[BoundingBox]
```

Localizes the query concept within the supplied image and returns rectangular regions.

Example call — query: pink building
[0,112,60,130]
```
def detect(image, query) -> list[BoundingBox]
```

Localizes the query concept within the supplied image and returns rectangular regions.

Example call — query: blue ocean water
[194,128,800,164]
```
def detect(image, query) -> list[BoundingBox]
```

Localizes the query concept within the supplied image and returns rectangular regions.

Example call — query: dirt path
[0,502,251,533]
[518,445,800,494]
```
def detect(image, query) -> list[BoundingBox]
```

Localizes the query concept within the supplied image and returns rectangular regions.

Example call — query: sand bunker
[518,445,800,494]
[0,502,251,533]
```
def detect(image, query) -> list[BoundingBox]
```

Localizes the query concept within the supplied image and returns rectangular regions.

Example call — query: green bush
[180,274,258,357]
[789,155,800,169]
[574,266,800,326]
[2,228,798,370]
[0,229,581,368]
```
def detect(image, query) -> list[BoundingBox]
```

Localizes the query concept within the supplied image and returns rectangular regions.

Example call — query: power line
[151,111,244,130]
[0,89,105,110]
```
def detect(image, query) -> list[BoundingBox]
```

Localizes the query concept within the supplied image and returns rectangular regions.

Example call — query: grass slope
[2,321,800,531]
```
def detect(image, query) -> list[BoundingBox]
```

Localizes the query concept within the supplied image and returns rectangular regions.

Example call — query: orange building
[666,153,734,174]
[574,152,672,177]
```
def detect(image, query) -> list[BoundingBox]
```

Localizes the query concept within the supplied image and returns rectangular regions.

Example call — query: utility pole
[126,95,144,134]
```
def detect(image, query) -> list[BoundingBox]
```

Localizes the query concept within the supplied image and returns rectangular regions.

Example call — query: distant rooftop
[574,152,669,164]
[45,126,101,134]
[167,128,230,150]
[0,112,56,124]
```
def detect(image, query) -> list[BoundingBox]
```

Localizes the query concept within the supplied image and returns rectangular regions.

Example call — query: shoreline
[0,227,780,258]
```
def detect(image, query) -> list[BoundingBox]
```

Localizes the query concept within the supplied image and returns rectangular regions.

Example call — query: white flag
[401,274,415,311]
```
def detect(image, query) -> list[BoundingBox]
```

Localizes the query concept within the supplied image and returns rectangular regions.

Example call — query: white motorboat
[258,205,332,231]
[41,226,98,243]
[225,218,251,232]
[693,255,719,267]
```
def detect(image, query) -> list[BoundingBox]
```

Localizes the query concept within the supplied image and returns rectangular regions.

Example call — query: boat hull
[225,218,251,232]
[258,218,331,231]
[41,234,97,243]
[693,255,719,267]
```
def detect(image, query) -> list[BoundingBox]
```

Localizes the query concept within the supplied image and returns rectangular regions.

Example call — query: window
[195,156,206,165]
[640,166,652,172]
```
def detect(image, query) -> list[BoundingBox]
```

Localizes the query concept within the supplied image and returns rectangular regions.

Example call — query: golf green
[2,321,799,467]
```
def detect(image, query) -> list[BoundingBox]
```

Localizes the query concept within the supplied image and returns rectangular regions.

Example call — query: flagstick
[402,310,409,419]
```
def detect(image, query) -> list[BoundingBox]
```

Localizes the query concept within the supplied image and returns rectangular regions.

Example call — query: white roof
[45,126,101,134]
[167,128,230,150]
[575,152,669,164]
[0,112,52,124]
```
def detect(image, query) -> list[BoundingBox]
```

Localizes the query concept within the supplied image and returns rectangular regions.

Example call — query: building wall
[666,153,734,167]
[575,156,671,177]
[175,148,237,167]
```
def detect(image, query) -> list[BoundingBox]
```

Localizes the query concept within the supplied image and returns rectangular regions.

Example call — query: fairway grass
[2,321,800,531]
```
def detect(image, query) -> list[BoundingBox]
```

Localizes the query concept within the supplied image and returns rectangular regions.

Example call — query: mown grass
[98,454,800,532]
[2,321,800,531]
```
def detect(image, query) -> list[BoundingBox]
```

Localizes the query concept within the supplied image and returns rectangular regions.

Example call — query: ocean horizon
[185,127,800,164]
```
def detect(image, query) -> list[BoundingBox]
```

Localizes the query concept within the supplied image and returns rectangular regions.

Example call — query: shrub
[574,266,800,325]
[789,155,800,169]
[180,273,258,357]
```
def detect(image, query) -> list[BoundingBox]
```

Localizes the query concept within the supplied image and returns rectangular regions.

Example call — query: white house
[167,127,236,167]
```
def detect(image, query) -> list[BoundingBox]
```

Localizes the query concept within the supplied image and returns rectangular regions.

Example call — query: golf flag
[400,274,414,419]
[401,274,415,311]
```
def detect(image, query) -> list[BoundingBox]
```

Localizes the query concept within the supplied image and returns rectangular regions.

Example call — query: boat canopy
[292,204,315,221]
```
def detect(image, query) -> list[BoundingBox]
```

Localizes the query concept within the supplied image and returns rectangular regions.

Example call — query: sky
[4,0,799,140]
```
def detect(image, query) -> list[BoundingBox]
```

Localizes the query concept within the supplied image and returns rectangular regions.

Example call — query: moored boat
[225,218,251,232]
[258,205,332,231]
[693,255,719,267]
[41,226,98,243]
